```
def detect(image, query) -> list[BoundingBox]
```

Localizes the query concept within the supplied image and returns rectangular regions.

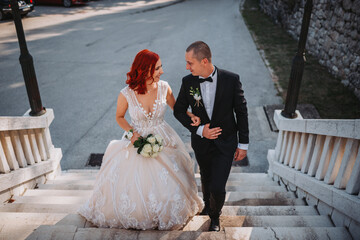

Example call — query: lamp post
[10,0,46,116]
[281,0,313,118]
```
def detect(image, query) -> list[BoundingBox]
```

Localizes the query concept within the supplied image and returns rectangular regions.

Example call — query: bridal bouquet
[134,134,164,158]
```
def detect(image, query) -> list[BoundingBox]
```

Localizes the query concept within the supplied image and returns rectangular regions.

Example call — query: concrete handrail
[0,109,55,174]
[268,110,360,235]
[274,111,360,139]
[0,108,54,131]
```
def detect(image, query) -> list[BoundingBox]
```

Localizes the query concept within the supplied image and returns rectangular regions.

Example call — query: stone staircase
[0,169,353,240]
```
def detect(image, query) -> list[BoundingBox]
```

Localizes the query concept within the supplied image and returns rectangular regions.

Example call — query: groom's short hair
[186,41,212,63]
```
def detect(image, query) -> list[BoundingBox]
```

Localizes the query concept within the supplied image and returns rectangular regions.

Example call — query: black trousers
[194,141,234,218]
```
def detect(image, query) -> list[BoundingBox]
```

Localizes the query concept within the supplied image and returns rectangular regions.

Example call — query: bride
[78,49,204,230]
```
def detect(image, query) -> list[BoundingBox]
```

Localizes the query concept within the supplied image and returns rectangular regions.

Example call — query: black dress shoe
[199,206,209,215]
[209,218,220,232]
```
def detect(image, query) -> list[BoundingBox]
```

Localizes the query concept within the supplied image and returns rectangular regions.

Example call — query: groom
[174,41,249,231]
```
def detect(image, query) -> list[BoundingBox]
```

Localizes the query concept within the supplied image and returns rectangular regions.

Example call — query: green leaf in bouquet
[134,136,146,148]
[137,145,143,154]
[134,139,142,148]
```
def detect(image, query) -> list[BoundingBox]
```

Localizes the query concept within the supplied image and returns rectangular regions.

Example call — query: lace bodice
[121,81,172,143]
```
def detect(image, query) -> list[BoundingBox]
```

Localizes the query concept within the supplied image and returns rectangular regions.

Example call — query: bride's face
[148,59,163,83]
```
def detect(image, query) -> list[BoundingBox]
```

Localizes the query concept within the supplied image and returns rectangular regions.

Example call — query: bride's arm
[116,93,140,143]
[166,85,200,126]
[166,85,176,110]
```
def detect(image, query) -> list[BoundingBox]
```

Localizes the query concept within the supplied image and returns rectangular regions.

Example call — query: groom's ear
[201,58,209,65]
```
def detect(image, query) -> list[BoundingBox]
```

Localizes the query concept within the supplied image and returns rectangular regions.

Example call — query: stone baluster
[323,137,347,184]
[345,145,360,195]
[294,132,308,170]
[19,129,36,165]
[28,129,41,163]
[300,134,316,174]
[0,141,11,173]
[0,131,20,170]
[9,130,27,168]
[334,139,359,189]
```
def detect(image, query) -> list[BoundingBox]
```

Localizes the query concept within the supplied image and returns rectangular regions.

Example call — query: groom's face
[185,50,206,77]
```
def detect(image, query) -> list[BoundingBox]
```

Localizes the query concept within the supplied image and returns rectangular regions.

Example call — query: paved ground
[0,0,282,171]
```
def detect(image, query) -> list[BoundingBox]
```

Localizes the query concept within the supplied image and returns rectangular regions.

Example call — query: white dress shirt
[195,66,248,150]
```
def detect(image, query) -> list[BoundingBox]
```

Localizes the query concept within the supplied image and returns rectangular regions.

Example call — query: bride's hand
[130,131,141,144]
[190,115,201,127]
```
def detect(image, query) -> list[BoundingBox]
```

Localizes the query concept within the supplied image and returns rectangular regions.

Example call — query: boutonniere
[190,87,203,107]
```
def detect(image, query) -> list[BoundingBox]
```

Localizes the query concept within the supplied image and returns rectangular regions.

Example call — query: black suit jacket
[174,68,249,155]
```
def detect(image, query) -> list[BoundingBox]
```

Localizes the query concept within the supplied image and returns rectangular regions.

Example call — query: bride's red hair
[126,49,159,94]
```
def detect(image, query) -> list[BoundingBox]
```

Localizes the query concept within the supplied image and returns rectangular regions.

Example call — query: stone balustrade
[0,109,62,202]
[268,110,360,239]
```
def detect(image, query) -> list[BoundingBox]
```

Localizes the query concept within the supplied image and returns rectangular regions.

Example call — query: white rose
[159,145,164,151]
[140,149,150,158]
[194,93,201,101]
[155,134,163,143]
[152,144,160,153]
[143,144,152,153]
[148,136,156,144]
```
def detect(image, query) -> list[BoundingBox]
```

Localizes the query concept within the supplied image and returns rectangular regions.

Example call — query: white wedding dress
[78,80,203,230]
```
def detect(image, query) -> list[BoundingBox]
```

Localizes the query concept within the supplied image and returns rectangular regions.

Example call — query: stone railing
[268,110,360,239]
[0,109,62,202]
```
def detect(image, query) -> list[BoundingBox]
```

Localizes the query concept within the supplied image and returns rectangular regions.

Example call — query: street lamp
[281,0,313,118]
[10,0,46,116]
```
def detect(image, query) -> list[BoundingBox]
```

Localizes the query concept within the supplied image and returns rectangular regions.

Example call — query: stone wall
[259,0,360,99]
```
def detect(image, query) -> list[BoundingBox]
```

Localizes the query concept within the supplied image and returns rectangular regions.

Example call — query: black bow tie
[199,77,213,83]
[199,67,217,83]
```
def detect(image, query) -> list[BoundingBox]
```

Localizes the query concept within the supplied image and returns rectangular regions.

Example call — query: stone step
[183,215,334,231]
[197,191,297,204]
[0,224,40,240]
[25,225,79,240]
[13,196,88,205]
[25,225,351,240]
[45,179,95,185]
[62,168,99,174]
[15,191,297,205]
[0,212,67,225]
[54,214,90,228]
[55,175,97,180]
[13,194,303,206]
[37,183,94,190]
[44,178,278,187]
[26,225,225,240]
[195,172,270,180]
[224,198,305,206]
[0,203,82,213]
[221,180,278,186]
[224,192,296,202]
[24,189,93,197]
[221,205,318,216]
[55,172,272,182]
[0,203,317,216]
[32,185,286,193]
[224,227,352,240]
[217,185,286,192]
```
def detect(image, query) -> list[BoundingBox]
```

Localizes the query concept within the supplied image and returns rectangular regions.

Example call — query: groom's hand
[234,148,247,161]
[190,115,201,126]
[202,124,222,139]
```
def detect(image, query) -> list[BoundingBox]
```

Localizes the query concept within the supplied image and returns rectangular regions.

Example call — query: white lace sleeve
[160,80,170,101]
[120,87,129,101]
